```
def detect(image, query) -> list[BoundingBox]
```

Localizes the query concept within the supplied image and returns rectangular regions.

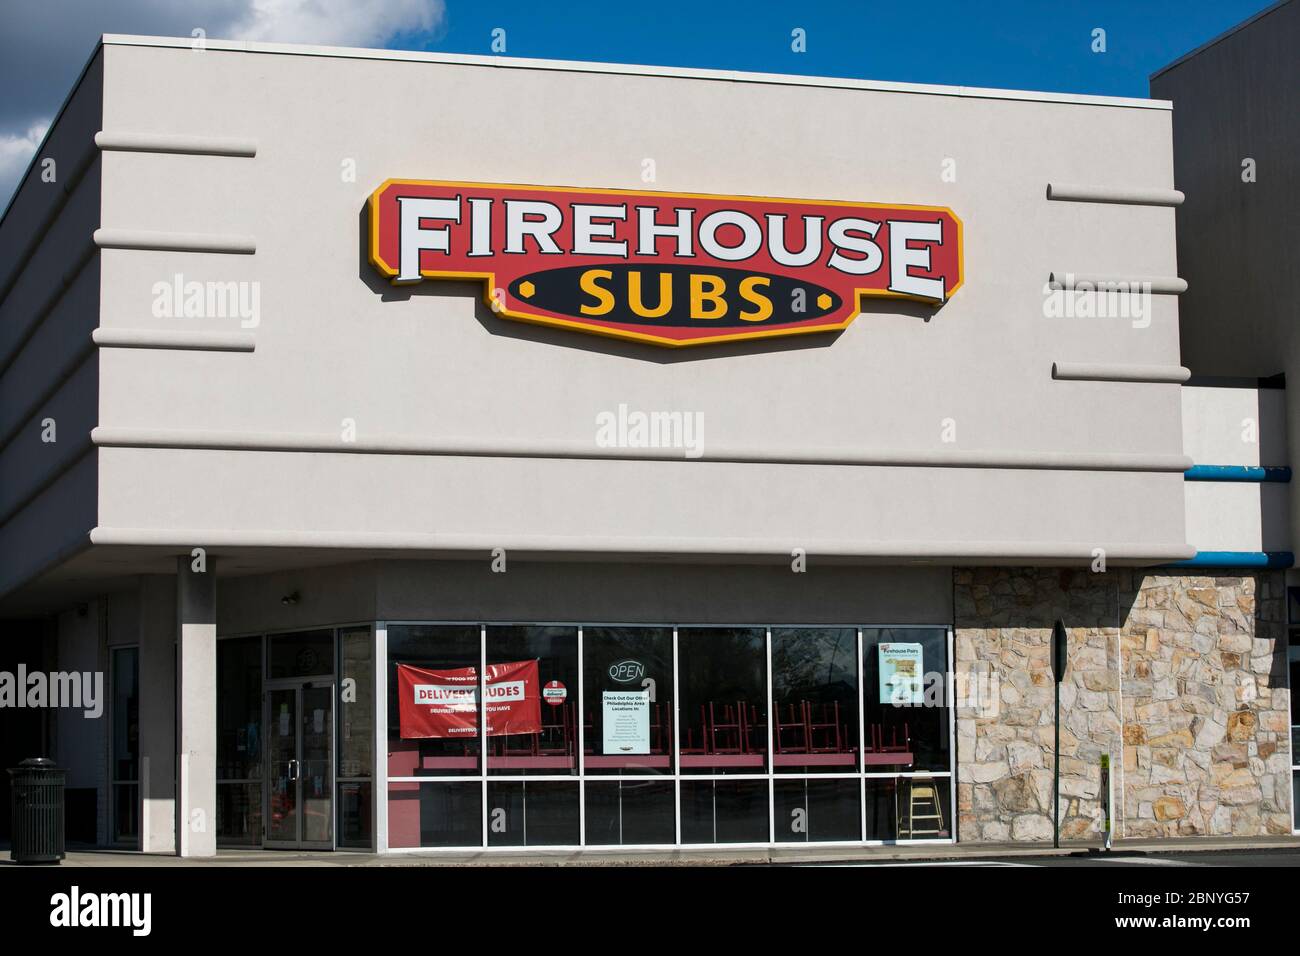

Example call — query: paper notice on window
[602,690,650,755]
[878,643,924,705]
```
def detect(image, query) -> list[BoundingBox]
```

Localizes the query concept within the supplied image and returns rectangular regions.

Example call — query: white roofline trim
[101,34,1172,111]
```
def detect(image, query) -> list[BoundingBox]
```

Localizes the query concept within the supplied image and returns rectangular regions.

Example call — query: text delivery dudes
[369,179,962,347]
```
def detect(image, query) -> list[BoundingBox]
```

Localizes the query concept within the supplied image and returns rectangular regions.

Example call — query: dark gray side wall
[0,50,104,599]
[213,559,953,635]
[1151,0,1298,380]
[1152,0,1299,546]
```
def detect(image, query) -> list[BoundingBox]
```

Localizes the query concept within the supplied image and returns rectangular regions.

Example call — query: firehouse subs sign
[368,179,963,347]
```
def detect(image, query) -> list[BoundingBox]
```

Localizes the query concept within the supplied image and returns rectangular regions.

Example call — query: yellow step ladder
[903,778,945,838]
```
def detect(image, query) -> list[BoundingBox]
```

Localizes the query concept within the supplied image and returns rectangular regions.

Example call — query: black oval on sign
[508,264,841,328]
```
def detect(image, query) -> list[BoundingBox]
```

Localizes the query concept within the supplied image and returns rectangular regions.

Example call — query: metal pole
[1053,678,1060,849]
[1052,619,1066,850]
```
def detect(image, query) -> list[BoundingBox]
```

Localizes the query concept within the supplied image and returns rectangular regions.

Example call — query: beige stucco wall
[80,38,1189,572]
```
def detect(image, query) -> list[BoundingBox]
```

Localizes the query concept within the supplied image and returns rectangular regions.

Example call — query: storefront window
[864,778,898,840]
[680,779,769,843]
[678,627,768,774]
[217,635,263,846]
[1290,644,1299,832]
[487,782,580,846]
[388,625,482,778]
[387,625,482,848]
[860,627,953,840]
[861,628,950,773]
[771,628,858,773]
[896,775,952,840]
[268,629,334,679]
[485,626,579,776]
[338,626,374,848]
[773,778,861,842]
[583,627,673,775]
[1289,642,1298,758]
[477,626,579,847]
[388,781,481,849]
[584,780,675,845]
[1294,770,1299,832]
[379,621,954,850]
[110,647,139,846]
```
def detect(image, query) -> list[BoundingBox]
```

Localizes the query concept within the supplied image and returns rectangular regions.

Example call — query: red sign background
[397,660,542,739]
[369,179,963,347]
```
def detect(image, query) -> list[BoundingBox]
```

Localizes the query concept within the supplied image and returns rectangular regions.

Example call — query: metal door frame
[264,678,336,849]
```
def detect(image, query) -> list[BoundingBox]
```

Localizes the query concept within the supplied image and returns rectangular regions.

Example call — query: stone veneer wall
[955,568,1292,842]
[954,569,1120,842]
[1120,572,1292,837]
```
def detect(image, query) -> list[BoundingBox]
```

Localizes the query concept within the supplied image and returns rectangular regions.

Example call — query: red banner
[369,179,962,347]
[397,660,542,739]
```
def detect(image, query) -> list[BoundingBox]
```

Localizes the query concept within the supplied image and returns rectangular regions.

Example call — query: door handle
[289,758,299,781]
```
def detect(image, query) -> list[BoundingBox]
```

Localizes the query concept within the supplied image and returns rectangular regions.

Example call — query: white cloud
[0,121,51,210]
[227,0,445,47]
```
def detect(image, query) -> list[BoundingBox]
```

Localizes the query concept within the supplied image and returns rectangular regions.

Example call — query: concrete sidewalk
[4,835,1297,867]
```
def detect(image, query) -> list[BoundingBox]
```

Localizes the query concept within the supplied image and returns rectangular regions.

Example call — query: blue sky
[0,0,1281,207]
[408,0,1274,98]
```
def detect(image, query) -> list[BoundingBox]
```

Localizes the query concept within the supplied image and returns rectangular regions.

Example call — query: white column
[176,553,217,857]
[138,576,177,853]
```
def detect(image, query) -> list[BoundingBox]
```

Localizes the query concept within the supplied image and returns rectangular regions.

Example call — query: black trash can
[8,758,65,864]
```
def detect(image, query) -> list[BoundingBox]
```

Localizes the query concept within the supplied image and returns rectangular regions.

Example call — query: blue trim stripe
[1184,465,1291,482]
[1164,551,1294,569]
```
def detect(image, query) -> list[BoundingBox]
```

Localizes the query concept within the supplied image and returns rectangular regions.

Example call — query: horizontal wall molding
[90,427,1194,473]
[1164,551,1294,570]
[1046,183,1184,206]
[95,130,257,157]
[93,228,256,255]
[87,526,1197,564]
[1052,362,1191,384]
[92,328,256,352]
[1048,272,1187,295]
[1184,464,1292,483]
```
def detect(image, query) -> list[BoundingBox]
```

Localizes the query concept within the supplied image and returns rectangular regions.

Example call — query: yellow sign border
[368,178,964,348]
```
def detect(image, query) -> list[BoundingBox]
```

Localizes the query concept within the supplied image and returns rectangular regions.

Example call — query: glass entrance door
[301,684,334,846]
[267,688,298,845]
[265,682,335,849]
